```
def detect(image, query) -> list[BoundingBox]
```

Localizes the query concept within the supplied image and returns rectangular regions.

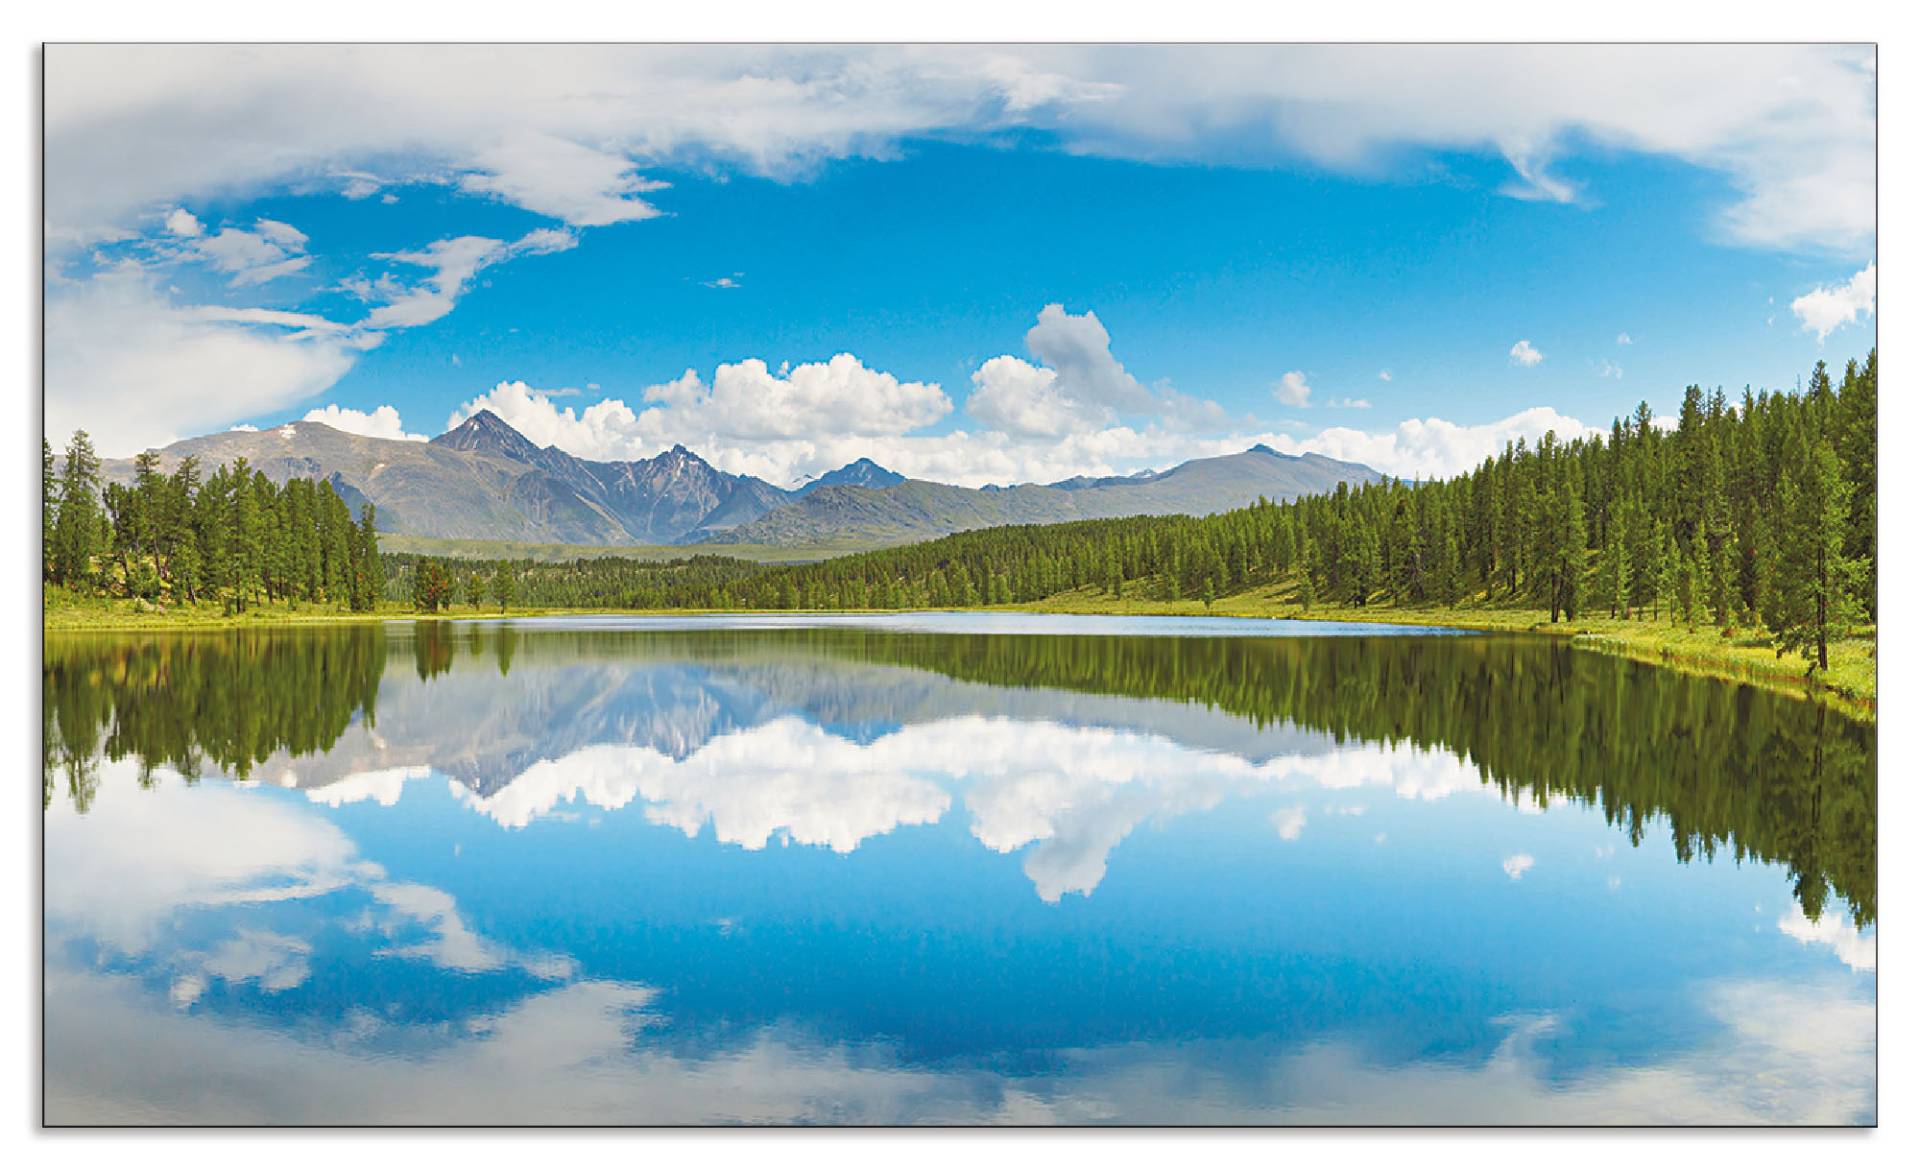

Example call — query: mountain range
[103,412,1382,549]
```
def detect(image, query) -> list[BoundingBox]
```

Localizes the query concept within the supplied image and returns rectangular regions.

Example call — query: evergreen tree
[1603,516,1629,619]
[42,438,57,580]
[490,563,516,612]
[1767,440,1861,671]
[352,505,380,612]
[1655,525,1679,624]
[52,430,103,588]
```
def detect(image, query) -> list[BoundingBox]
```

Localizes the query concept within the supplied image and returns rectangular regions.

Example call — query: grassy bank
[379,533,867,563]
[44,580,1874,716]
[39,587,603,632]
[1012,579,1875,714]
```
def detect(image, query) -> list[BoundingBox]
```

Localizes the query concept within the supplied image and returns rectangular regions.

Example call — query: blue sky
[46,45,1877,484]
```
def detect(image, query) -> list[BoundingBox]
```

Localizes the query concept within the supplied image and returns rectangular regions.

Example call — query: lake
[42,613,1877,1125]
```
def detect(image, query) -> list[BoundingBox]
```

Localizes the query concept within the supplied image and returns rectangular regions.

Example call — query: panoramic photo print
[40,43,1876,1127]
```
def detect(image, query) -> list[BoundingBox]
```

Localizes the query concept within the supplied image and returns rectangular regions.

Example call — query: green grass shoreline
[43,585,1875,718]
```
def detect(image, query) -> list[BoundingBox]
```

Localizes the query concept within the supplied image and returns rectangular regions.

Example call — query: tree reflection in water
[43,622,1875,925]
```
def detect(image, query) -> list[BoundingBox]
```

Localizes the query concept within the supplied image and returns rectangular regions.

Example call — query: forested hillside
[44,438,382,614]
[383,352,1875,677]
[48,352,1877,685]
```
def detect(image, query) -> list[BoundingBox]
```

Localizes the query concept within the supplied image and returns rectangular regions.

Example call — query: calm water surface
[43,614,1876,1125]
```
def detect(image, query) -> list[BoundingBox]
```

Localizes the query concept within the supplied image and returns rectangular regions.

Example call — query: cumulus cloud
[1377,369,1392,382]
[1273,371,1313,408]
[1616,332,1633,345]
[964,305,1225,440]
[45,45,1875,254]
[301,405,427,443]
[1262,406,1598,481]
[1271,806,1308,841]
[1791,263,1876,342]
[163,207,202,237]
[1502,853,1536,880]
[1327,397,1371,410]
[1509,339,1544,367]
[1596,360,1624,380]
[445,363,1598,489]
[965,357,1083,439]
[450,353,950,464]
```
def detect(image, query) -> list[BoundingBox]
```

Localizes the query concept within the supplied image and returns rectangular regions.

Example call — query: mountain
[427,416,796,543]
[793,457,906,496]
[102,412,801,544]
[699,445,1382,547]
[102,415,1382,549]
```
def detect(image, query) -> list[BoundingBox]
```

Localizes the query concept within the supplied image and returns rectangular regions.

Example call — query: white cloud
[1270,806,1308,841]
[453,720,953,853]
[968,306,1144,435]
[1616,332,1633,345]
[301,405,426,442]
[45,757,561,983]
[357,235,506,329]
[351,228,577,331]
[1327,397,1372,410]
[304,766,430,806]
[1020,304,1156,414]
[457,133,670,227]
[703,275,743,289]
[191,220,312,287]
[1791,263,1876,343]
[1273,371,1313,408]
[200,929,313,994]
[965,304,1223,439]
[45,45,1874,254]
[1777,905,1876,972]
[1261,406,1599,481]
[450,353,950,463]
[1377,369,1392,382]
[448,715,1506,904]
[1509,339,1544,367]
[1502,853,1536,880]
[47,218,584,453]
[1596,360,1624,380]
[42,47,1879,453]
[444,364,1597,488]
[255,218,307,249]
[45,266,362,457]
[46,964,1878,1125]
[513,227,580,256]
[336,170,384,200]
[965,357,1086,440]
